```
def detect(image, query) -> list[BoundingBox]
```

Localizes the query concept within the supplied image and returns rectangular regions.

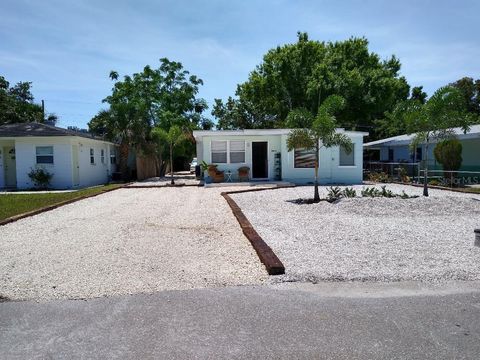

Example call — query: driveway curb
[221,187,289,275]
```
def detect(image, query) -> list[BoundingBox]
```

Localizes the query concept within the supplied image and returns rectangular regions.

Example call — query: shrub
[28,168,53,189]
[434,139,463,172]
[361,187,382,197]
[342,187,357,198]
[398,166,410,183]
[380,185,395,198]
[367,171,389,183]
[327,186,343,202]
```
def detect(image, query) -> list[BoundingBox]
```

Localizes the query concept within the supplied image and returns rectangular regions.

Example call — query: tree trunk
[423,142,429,197]
[119,142,129,181]
[169,143,174,185]
[314,142,320,202]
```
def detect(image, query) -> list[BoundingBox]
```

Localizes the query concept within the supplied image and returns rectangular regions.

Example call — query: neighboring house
[193,129,368,184]
[0,122,118,189]
[364,124,480,172]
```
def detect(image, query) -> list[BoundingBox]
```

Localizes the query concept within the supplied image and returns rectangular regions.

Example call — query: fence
[365,161,480,188]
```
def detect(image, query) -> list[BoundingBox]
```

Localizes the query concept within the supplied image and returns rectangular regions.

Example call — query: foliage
[342,187,357,198]
[152,125,187,184]
[367,171,389,183]
[434,139,463,172]
[0,75,57,125]
[449,77,480,115]
[200,160,209,172]
[361,186,417,199]
[286,95,353,202]
[379,86,476,196]
[212,32,410,137]
[27,168,53,189]
[88,58,208,178]
[398,166,410,183]
[326,186,343,202]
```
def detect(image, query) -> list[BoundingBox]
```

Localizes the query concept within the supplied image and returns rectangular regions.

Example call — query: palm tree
[286,95,353,202]
[388,86,475,196]
[152,125,186,184]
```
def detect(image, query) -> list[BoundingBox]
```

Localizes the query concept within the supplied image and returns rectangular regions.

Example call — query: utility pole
[41,100,45,123]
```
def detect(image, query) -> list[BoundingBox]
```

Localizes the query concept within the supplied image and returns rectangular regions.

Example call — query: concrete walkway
[1,281,480,359]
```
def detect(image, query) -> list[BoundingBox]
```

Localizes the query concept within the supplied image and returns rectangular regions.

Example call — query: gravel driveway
[0,187,267,301]
[231,184,480,283]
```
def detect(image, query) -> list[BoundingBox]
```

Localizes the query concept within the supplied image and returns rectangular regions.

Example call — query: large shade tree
[286,95,353,202]
[88,58,210,178]
[385,86,476,196]
[0,75,57,125]
[213,32,410,138]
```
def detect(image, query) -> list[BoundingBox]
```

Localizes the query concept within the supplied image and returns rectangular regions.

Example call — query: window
[388,148,394,161]
[90,148,95,164]
[211,141,227,163]
[294,148,316,168]
[415,147,422,161]
[100,149,105,164]
[229,140,246,163]
[36,146,54,164]
[110,153,117,165]
[339,145,355,166]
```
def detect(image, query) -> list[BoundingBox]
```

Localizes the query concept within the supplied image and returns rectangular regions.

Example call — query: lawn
[0,184,124,221]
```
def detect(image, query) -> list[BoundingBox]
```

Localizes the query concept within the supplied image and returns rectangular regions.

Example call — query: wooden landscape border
[0,184,129,227]
[221,186,293,275]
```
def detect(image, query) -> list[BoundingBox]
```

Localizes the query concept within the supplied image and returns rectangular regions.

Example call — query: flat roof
[193,128,369,138]
[364,124,480,148]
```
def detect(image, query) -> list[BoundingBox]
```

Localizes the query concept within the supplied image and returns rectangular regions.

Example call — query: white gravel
[231,184,480,283]
[0,187,267,301]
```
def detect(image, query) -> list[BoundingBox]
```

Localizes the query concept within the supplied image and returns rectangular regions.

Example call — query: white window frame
[210,140,247,164]
[229,140,246,164]
[339,145,356,167]
[100,149,105,164]
[36,146,54,165]
[90,148,95,165]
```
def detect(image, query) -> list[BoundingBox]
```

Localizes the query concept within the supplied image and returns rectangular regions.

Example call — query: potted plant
[200,161,212,184]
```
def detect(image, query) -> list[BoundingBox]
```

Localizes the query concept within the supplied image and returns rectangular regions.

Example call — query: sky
[1,0,479,128]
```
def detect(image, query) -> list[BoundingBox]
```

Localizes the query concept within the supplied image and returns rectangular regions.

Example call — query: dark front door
[252,141,268,179]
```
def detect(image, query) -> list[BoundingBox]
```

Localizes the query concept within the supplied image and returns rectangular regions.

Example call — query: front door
[252,141,268,179]
[72,145,80,187]
[4,147,17,187]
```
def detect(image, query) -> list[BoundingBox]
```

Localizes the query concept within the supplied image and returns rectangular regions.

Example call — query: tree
[449,77,480,115]
[286,95,353,202]
[88,58,208,178]
[213,33,410,137]
[434,139,462,185]
[152,125,186,184]
[387,86,476,196]
[410,86,427,104]
[0,75,56,125]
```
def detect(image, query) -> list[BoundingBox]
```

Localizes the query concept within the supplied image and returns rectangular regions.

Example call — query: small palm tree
[286,95,353,202]
[388,86,475,196]
[153,125,186,184]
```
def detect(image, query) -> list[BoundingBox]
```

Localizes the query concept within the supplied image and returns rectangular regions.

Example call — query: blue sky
[1,0,479,128]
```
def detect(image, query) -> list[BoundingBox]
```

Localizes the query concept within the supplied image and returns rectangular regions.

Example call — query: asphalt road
[1,282,480,359]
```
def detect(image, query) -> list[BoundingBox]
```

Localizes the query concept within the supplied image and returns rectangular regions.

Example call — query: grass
[0,184,124,221]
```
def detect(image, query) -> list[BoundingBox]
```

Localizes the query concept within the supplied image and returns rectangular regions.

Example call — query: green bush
[367,171,389,183]
[327,186,343,202]
[342,187,357,198]
[434,139,463,172]
[28,168,53,189]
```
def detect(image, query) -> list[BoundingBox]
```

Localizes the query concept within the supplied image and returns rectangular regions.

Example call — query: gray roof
[364,124,480,148]
[0,122,110,142]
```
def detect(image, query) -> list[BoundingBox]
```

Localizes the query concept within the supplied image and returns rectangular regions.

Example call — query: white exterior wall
[199,131,365,184]
[201,135,281,180]
[0,136,116,189]
[73,138,112,188]
[15,137,73,189]
[281,134,364,184]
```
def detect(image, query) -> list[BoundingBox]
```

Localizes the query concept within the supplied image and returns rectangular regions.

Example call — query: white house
[0,122,118,189]
[193,129,368,184]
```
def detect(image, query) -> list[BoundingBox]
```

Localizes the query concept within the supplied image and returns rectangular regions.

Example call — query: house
[192,129,368,184]
[0,122,118,189]
[364,124,480,172]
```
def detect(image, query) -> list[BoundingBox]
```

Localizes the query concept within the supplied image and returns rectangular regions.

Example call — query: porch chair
[238,166,250,182]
